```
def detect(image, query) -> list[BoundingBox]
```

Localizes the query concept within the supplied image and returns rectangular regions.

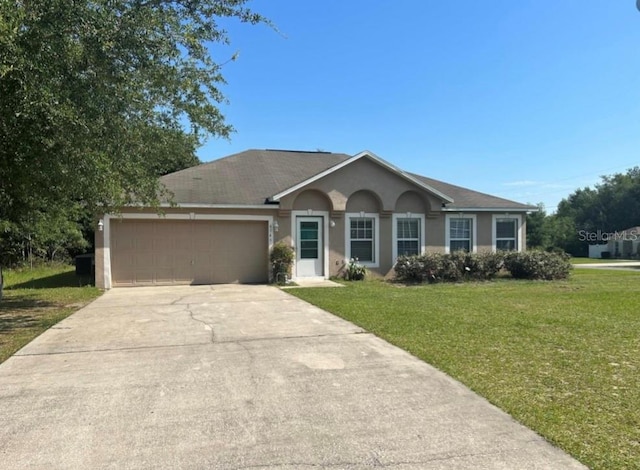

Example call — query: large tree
[549,167,640,255]
[0,0,267,223]
[525,203,550,249]
[556,167,640,234]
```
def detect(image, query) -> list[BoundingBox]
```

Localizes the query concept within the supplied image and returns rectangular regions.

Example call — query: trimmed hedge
[395,250,571,283]
[503,250,572,280]
[394,251,505,283]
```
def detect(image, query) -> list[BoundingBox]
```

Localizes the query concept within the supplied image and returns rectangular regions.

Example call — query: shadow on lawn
[0,297,56,332]
[7,271,93,290]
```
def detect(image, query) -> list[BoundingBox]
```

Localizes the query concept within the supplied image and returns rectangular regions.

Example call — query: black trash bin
[75,254,95,277]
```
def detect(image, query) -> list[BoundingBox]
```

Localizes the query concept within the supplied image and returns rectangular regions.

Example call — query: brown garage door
[110,219,268,286]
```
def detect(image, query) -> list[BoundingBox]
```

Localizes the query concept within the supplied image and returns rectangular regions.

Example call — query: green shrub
[270,242,294,284]
[503,250,572,280]
[394,252,442,283]
[344,258,366,281]
[394,251,505,283]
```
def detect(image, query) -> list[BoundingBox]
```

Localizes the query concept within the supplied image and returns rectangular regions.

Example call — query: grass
[571,257,635,264]
[0,263,101,363]
[289,270,640,470]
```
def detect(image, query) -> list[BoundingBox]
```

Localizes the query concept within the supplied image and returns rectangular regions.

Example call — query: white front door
[296,216,323,277]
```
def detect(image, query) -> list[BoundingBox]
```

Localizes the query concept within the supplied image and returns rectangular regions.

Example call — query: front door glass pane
[300,221,319,259]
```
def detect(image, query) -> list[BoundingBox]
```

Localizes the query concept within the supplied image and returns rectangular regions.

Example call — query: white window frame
[345,212,380,268]
[392,213,425,260]
[445,214,477,253]
[492,214,523,252]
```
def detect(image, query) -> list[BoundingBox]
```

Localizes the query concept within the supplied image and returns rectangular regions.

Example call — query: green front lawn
[289,270,640,470]
[571,257,634,264]
[0,264,101,363]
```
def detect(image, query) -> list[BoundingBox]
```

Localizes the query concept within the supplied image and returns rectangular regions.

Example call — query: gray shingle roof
[410,173,535,210]
[161,149,350,205]
[160,149,534,210]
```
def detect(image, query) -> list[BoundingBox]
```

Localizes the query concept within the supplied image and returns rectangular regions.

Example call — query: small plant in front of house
[344,258,366,281]
[270,242,295,285]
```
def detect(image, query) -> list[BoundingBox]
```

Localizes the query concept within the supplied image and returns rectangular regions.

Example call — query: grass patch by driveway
[0,264,101,363]
[289,270,640,470]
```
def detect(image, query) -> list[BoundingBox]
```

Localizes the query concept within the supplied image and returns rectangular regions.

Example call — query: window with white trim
[350,218,374,261]
[492,214,522,252]
[495,218,518,251]
[449,217,472,252]
[346,213,379,267]
[396,218,421,256]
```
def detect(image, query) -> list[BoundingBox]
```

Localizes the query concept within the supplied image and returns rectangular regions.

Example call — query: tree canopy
[0,0,267,224]
[556,167,640,233]
[527,167,640,256]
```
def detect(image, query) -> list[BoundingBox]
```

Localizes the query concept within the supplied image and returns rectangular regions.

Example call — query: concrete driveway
[0,285,586,469]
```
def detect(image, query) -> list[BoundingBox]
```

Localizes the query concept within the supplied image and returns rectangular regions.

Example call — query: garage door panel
[193,251,221,284]
[172,256,194,283]
[111,219,268,286]
[153,236,175,251]
[134,270,155,285]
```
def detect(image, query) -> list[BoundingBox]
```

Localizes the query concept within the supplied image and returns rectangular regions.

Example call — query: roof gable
[270,150,454,204]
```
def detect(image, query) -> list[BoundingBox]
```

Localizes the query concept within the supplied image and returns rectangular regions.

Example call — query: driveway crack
[170,295,192,305]
[186,304,216,343]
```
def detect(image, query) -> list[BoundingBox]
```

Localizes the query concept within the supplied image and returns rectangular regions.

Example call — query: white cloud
[502,180,539,187]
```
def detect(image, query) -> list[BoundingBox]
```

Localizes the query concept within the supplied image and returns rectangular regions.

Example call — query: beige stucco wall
[95,222,106,289]
[476,212,493,251]
[396,191,429,213]
[279,157,442,214]
[278,157,450,278]
[292,190,331,211]
[425,215,446,253]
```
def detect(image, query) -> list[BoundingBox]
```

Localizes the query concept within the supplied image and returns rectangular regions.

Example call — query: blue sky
[198,1,640,213]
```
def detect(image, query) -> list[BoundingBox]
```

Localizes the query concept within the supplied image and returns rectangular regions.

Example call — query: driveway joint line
[13,342,214,357]
[86,298,299,309]
[213,331,370,345]
[230,447,532,469]
[12,332,371,357]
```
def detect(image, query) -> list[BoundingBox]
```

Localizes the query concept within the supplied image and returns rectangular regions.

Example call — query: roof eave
[441,206,538,212]
[124,202,278,209]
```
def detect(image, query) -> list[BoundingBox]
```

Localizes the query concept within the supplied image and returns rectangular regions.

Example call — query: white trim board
[123,203,278,210]
[441,207,534,212]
